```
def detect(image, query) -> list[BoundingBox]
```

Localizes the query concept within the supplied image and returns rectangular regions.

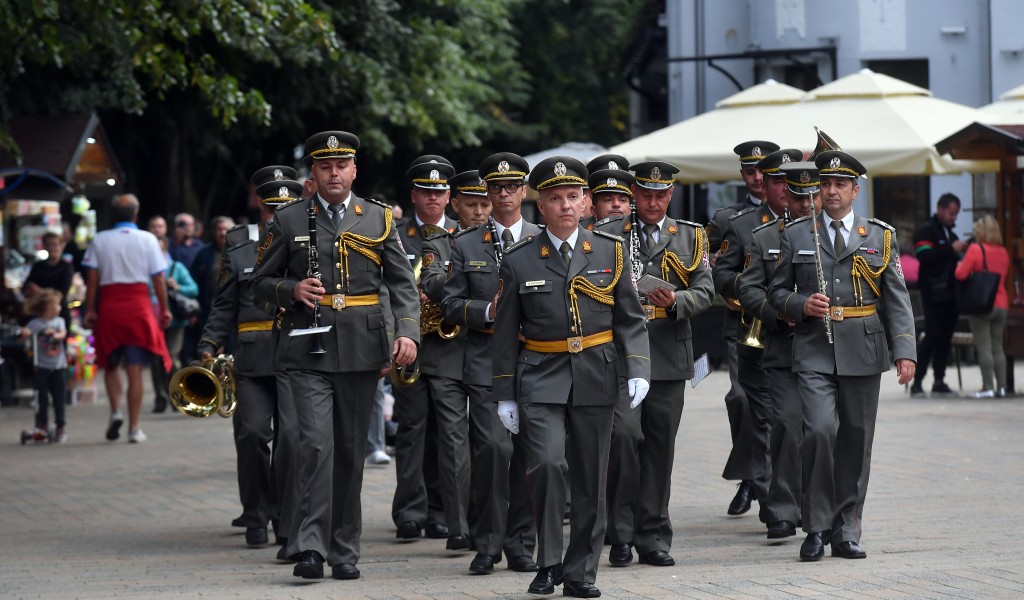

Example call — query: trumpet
[738,313,765,349]
[169,355,236,418]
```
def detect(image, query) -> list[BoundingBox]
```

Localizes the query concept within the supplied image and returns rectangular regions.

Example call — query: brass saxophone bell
[169,355,236,418]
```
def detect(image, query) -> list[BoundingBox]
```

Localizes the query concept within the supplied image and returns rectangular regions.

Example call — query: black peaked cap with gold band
[756,148,803,178]
[256,179,304,207]
[779,161,820,195]
[250,165,298,188]
[630,161,679,190]
[479,152,529,182]
[303,130,359,166]
[588,168,634,197]
[815,150,867,179]
[450,170,487,197]
[529,156,588,191]
[733,140,780,165]
[586,153,630,175]
[407,155,455,190]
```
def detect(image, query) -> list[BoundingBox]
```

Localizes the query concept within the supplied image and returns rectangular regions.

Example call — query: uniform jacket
[441,221,543,387]
[595,215,714,380]
[706,195,760,254]
[737,218,792,369]
[713,203,777,301]
[913,214,960,304]
[251,195,420,372]
[767,214,917,376]
[198,239,278,377]
[491,227,651,406]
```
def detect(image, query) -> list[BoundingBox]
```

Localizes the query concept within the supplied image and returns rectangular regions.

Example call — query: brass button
[336,263,341,268]
[336,284,342,290]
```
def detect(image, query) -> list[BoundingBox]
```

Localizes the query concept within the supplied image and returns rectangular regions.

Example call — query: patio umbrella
[978,83,1024,125]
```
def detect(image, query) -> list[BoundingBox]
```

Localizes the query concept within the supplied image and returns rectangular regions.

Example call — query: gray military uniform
[198,227,297,544]
[768,214,916,543]
[737,217,801,526]
[252,194,419,566]
[595,215,714,555]
[441,220,541,559]
[492,228,651,584]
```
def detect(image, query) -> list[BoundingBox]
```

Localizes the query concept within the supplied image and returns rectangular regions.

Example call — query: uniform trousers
[764,367,802,525]
[606,391,642,545]
[632,380,686,554]
[292,369,378,565]
[520,401,614,584]
[721,329,755,482]
[797,370,880,544]
[391,375,448,530]
[466,383,536,558]
[737,345,773,521]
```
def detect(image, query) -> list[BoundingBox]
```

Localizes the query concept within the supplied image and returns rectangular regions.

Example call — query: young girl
[21,288,69,443]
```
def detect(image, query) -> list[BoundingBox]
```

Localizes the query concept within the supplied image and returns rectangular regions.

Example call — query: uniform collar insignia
[539,244,550,258]
[353,204,362,215]
[667,225,677,234]
[586,223,594,230]
[407,225,417,238]
[858,226,867,236]
[623,222,632,232]
[761,214,770,224]
[447,226,455,233]
[582,240,592,253]
[483,231,492,242]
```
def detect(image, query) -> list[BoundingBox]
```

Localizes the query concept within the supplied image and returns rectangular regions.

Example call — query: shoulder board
[453,224,481,239]
[225,239,255,255]
[423,229,451,241]
[713,206,735,216]
[752,217,781,233]
[593,230,624,243]
[274,197,305,212]
[594,215,626,227]
[729,206,757,221]
[674,218,701,229]
[364,197,391,210]
[504,236,535,254]
[785,215,811,229]
[869,218,895,232]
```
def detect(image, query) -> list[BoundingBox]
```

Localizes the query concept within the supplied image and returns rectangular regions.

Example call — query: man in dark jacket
[910,193,965,398]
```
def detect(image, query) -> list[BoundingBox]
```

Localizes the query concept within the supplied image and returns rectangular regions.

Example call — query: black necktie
[642,224,658,252]
[831,220,846,256]
[559,241,571,267]
[502,228,514,250]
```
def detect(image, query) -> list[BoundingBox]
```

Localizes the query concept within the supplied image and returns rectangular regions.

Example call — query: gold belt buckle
[830,306,844,321]
[643,305,655,320]
[332,294,347,311]
[567,336,583,353]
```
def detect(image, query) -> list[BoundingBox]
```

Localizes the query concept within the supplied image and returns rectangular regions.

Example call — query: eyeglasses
[487,182,525,194]
[175,222,188,228]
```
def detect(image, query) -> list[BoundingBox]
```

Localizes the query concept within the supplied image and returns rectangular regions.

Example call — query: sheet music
[690,353,710,388]
[636,273,677,295]
[289,325,333,337]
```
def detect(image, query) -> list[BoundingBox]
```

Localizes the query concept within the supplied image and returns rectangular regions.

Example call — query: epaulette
[593,230,625,243]
[713,206,735,216]
[594,215,626,227]
[453,224,481,239]
[674,218,701,229]
[728,206,757,221]
[785,215,811,228]
[365,197,391,210]
[423,229,450,241]
[869,217,895,232]
[752,217,781,233]
[504,236,535,254]
[274,197,304,212]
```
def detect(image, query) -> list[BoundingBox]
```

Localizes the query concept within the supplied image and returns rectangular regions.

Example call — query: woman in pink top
[954,215,1010,398]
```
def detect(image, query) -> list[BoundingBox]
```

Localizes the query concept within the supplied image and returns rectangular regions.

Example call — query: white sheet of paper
[636,273,677,295]
[288,326,333,337]
[690,353,710,388]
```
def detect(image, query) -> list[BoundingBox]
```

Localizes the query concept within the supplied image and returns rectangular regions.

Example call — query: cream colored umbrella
[979,83,1024,125]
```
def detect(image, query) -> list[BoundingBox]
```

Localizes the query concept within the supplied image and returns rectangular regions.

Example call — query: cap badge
[273,168,284,180]
[607,178,617,187]
[327,135,339,149]
[429,169,440,181]
[608,160,620,169]
[781,154,791,164]
[800,171,810,183]
[752,146,761,157]
[651,167,662,180]
[428,159,438,163]
[498,160,510,173]
[278,186,288,197]
[554,162,567,176]
[478,178,486,187]
[830,156,841,169]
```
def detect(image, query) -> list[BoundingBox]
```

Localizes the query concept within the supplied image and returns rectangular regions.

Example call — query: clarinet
[487,216,504,268]
[809,204,834,344]
[629,198,646,298]
[307,197,327,354]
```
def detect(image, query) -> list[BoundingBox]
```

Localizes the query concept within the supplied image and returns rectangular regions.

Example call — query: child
[21,288,69,443]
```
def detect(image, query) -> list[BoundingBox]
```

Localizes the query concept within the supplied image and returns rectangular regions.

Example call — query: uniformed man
[736,161,821,540]
[711,140,780,516]
[440,152,540,575]
[252,131,420,580]
[448,170,492,230]
[714,147,802,527]
[493,156,650,598]
[197,166,300,551]
[391,155,471,550]
[767,151,916,562]
[581,154,630,230]
[596,161,715,568]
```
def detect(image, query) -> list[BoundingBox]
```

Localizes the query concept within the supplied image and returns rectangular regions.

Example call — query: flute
[809,204,833,344]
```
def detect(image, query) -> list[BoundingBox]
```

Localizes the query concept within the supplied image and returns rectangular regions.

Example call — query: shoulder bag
[955,243,1000,315]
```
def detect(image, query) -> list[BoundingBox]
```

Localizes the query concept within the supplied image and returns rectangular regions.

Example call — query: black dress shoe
[767,520,797,539]
[446,533,470,550]
[608,543,633,567]
[292,550,325,579]
[331,563,360,580]
[396,521,421,540]
[527,564,563,595]
[469,553,501,574]
[507,554,539,572]
[231,516,245,528]
[727,480,754,515]
[276,545,299,561]
[245,526,268,546]
[563,580,601,598]
[799,532,827,562]
[638,549,675,567]
[832,540,867,559]
[425,522,449,539]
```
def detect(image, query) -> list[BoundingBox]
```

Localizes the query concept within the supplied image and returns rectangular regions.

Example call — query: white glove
[628,378,650,409]
[497,400,520,434]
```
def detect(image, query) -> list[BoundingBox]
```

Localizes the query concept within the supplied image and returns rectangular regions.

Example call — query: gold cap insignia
[830,156,841,169]
[540,245,550,258]
[498,160,510,173]
[651,167,662,180]
[582,240,592,253]
[327,135,339,149]
[800,171,810,183]
[273,168,284,180]
[554,162,567,177]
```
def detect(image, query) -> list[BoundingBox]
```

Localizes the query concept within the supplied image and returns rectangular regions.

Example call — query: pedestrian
[910,193,965,398]
[23,231,74,329]
[150,235,198,413]
[20,288,69,443]
[83,194,172,444]
[955,214,1010,398]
